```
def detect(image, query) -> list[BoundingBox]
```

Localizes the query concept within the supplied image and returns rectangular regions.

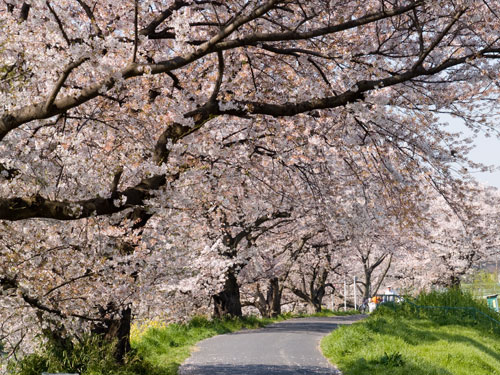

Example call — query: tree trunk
[254,278,281,318]
[311,290,324,313]
[448,275,461,288]
[213,271,242,318]
[254,288,270,318]
[363,269,372,300]
[268,277,281,317]
[290,284,325,313]
[92,306,132,363]
[304,300,322,314]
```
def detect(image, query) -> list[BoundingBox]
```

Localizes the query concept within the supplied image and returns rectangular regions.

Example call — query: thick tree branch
[210,50,224,103]
[369,253,388,272]
[0,1,278,141]
[260,44,338,59]
[139,0,188,38]
[193,0,282,55]
[289,286,311,302]
[110,167,124,198]
[153,51,224,164]
[0,175,165,221]
[214,1,423,50]
[373,254,393,295]
[0,275,100,321]
[139,1,232,39]
[133,0,139,62]
[215,50,500,117]
[224,211,291,251]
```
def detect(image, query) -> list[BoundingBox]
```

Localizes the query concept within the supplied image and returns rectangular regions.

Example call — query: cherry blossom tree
[392,184,500,290]
[337,199,417,300]
[2,0,500,364]
[240,230,316,317]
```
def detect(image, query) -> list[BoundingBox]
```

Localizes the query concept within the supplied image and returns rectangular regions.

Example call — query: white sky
[465,133,500,188]
[444,116,500,189]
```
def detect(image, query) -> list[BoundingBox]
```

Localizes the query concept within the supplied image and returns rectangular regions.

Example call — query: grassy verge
[132,309,358,374]
[321,290,500,375]
[8,308,358,375]
[131,315,279,375]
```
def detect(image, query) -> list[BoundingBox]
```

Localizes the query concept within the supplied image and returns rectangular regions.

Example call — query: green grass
[393,288,500,333]
[8,334,159,375]
[8,308,357,375]
[321,290,500,375]
[131,310,358,374]
[462,270,500,298]
[131,315,279,374]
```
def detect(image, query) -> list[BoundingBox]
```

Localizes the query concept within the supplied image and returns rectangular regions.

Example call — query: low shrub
[8,334,159,375]
[376,351,404,367]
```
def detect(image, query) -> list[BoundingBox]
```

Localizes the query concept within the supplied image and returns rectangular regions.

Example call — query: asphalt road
[179,315,366,375]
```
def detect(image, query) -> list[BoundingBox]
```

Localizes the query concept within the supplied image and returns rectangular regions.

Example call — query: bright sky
[444,116,500,189]
[465,133,500,188]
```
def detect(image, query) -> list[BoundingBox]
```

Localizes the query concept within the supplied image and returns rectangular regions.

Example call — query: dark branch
[0,175,166,221]
[44,57,89,112]
[140,1,223,38]
[153,51,224,164]
[110,167,123,198]
[20,2,30,21]
[0,275,100,321]
[133,0,139,62]
[214,1,424,50]
[46,1,71,46]
[75,0,103,37]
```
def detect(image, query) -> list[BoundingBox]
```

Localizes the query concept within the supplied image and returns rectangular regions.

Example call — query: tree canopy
[1,0,500,363]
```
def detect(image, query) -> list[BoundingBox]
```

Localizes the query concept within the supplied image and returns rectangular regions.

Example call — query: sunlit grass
[131,315,279,374]
[131,310,358,374]
[321,289,500,375]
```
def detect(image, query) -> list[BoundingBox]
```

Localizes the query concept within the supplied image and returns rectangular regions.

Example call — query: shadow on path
[179,316,366,375]
[263,321,339,334]
[180,363,340,375]
[230,316,366,335]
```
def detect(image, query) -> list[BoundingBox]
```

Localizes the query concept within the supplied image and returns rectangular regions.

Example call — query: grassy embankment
[131,309,357,375]
[321,289,500,375]
[9,309,356,375]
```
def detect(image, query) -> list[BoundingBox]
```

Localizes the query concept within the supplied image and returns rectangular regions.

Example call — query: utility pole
[343,277,347,311]
[496,252,499,284]
[354,276,357,310]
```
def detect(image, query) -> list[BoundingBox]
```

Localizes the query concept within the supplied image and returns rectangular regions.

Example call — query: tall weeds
[375,288,500,334]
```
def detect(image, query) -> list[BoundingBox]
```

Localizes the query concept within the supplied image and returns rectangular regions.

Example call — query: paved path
[179,315,366,375]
